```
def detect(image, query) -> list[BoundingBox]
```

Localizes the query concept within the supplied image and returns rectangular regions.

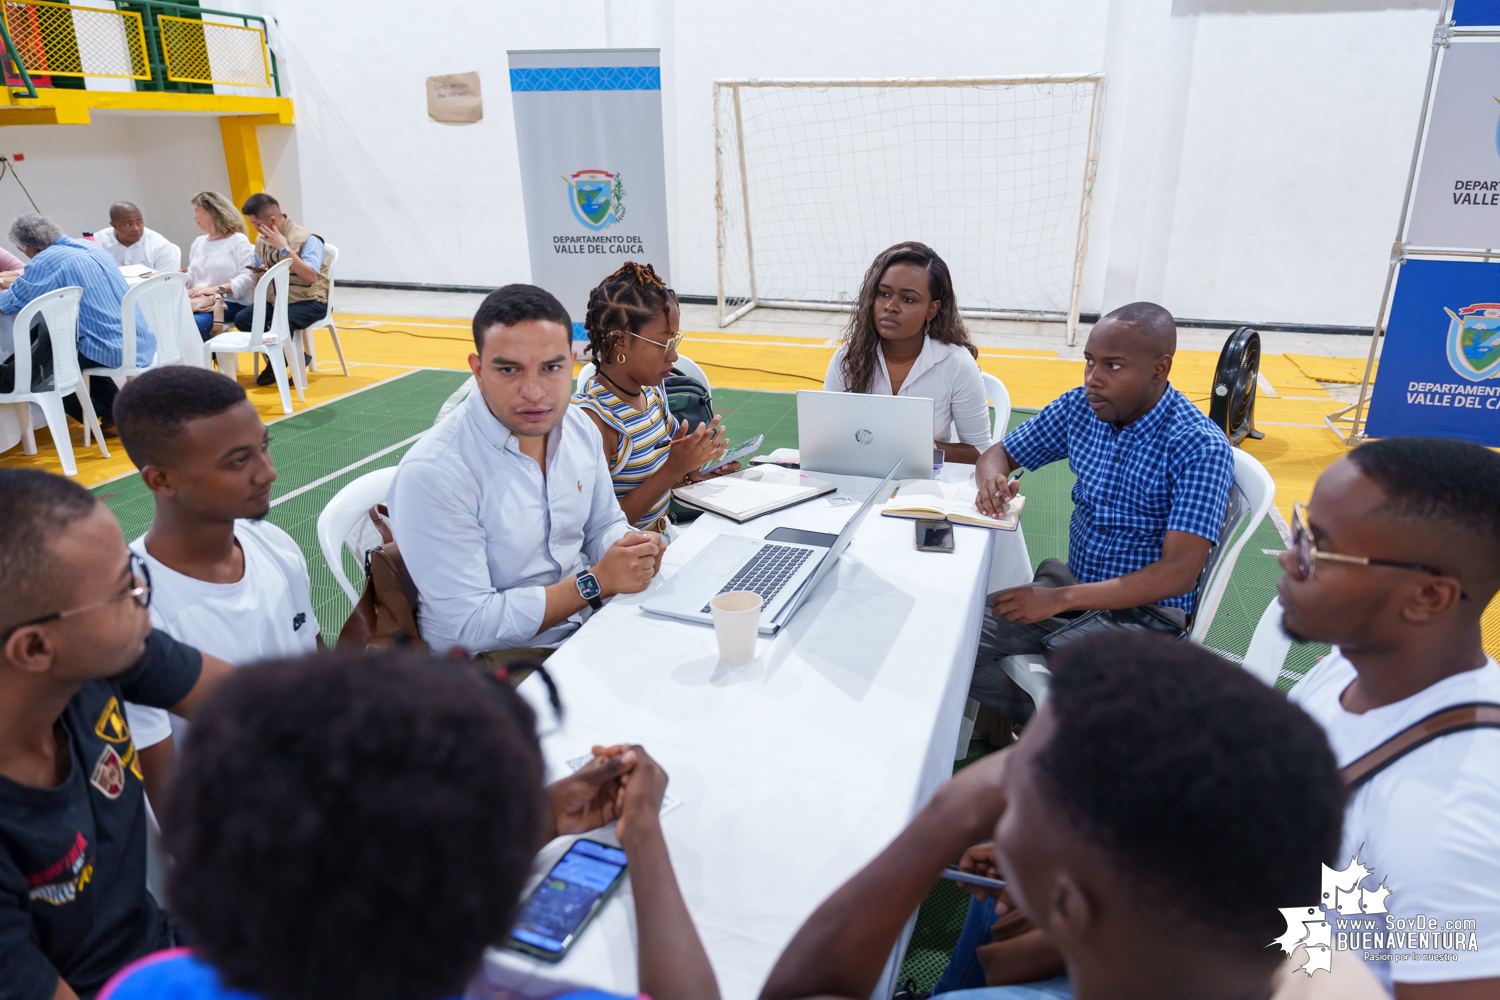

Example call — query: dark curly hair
[162,649,547,1000]
[838,241,976,394]
[472,283,573,353]
[113,364,247,469]
[1037,633,1343,950]
[583,261,677,363]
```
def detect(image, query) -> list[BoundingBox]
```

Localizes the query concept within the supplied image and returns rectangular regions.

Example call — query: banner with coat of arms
[507,50,671,346]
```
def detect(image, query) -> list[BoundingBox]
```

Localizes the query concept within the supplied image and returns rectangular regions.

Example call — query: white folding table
[482,466,1032,1000]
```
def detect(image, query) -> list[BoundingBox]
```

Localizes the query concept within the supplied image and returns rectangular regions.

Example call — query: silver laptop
[641,463,899,635]
[797,390,935,480]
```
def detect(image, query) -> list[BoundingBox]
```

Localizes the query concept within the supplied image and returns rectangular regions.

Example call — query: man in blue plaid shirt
[969,302,1234,721]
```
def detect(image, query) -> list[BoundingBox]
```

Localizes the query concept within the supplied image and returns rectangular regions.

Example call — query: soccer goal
[714,75,1106,343]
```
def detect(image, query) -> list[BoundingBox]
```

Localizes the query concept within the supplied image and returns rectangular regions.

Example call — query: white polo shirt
[93,226,182,272]
[123,520,320,748]
[1288,651,1500,991]
[823,336,992,448]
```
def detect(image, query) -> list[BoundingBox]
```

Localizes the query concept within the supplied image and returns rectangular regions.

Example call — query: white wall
[3,0,1444,327]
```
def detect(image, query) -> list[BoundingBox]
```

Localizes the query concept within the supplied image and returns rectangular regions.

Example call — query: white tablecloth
[483,466,1033,1000]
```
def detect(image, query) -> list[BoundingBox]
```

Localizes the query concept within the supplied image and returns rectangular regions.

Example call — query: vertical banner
[1366,259,1500,445]
[507,49,671,344]
[1367,33,1500,447]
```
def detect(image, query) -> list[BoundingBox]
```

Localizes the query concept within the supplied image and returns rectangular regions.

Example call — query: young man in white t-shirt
[1280,436,1500,999]
[110,366,321,800]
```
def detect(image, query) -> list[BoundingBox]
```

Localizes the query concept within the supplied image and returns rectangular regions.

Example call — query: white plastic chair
[1242,596,1296,688]
[576,353,710,396]
[1188,448,1275,643]
[995,446,1276,708]
[295,243,348,377]
[81,272,188,448]
[980,371,1011,448]
[0,287,110,476]
[205,258,302,414]
[317,465,399,604]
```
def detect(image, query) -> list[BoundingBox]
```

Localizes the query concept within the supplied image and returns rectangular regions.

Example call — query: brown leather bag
[336,503,427,652]
[973,701,1500,987]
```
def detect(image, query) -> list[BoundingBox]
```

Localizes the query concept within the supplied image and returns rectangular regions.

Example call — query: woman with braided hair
[574,262,738,531]
[824,242,991,465]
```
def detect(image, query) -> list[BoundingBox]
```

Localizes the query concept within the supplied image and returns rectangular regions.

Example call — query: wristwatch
[277,246,293,259]
[575,572,603,610]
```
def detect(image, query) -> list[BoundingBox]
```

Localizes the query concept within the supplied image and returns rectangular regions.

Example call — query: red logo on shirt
[26,832,94,906]
[90,745,126,799]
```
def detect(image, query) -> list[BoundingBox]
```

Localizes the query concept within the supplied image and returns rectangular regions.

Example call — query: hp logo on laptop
[854,428,874,445]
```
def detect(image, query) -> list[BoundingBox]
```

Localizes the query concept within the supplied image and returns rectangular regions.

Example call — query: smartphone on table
[701,433,764,474]
[915,519,955,553]
[506,839,628,962]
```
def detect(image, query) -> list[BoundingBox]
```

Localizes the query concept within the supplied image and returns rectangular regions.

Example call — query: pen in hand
[992,468,1025,500]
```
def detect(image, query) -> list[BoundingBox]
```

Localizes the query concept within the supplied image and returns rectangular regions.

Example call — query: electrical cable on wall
[0,156,41,214]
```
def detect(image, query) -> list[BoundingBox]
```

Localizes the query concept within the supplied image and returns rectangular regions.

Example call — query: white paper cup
[709,590,763,665]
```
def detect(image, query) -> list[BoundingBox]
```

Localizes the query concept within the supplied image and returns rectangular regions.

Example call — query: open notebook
[671,465,835,522]
[880,479,1026,530]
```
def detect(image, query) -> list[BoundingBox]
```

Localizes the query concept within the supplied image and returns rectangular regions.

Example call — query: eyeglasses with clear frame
[625,329,683,354]
[1291,502,1465,599]
[0,553,153,643]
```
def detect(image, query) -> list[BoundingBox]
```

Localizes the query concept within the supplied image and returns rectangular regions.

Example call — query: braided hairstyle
[583,262,678,361]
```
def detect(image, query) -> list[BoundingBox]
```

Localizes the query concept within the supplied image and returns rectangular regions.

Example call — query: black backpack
[663,369,713,524]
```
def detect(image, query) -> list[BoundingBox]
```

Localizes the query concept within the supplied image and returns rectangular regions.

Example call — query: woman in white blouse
[184,190,256,339]
[823,241,992,464]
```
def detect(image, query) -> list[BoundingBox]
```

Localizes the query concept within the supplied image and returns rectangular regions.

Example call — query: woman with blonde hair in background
[183,191,256,339]
[824,241,991,464]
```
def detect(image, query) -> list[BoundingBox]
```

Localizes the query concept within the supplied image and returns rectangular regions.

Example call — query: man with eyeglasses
[1280,436,1500,999]
[0,468,237,1000]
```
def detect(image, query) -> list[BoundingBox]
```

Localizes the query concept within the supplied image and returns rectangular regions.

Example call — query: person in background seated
[1281,437,1500,998]
[575,261,734,532]
[0,243,27,287]
[0,215,155,428]
[94,202,182,273]
[110,366,322,806]
[390,284,665,662]
[0,469,237,1000]
[98,648,720,1000]
[235,193,328,386]
[183,191,256,340]
[969,302,1233,723]
[824,241,990,464]
[759,633,1359,1000]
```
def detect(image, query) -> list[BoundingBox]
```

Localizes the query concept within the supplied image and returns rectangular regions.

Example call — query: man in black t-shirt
[0,469,235,1000]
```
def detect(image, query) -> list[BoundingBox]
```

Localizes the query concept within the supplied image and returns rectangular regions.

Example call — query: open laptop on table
[797,390,935,480]
[642,462,899,635]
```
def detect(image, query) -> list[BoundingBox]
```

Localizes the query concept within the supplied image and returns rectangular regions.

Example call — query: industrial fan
[1210,326,1264,445]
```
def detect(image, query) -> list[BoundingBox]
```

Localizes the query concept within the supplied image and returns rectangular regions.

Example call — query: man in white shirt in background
[93,201,182,272]
[390,283,664,661]
[109,365,320,803]
[1280,436,1500,999]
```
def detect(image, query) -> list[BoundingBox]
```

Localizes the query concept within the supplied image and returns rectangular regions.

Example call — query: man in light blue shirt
[389,284,665,656]
[0,214,154,427]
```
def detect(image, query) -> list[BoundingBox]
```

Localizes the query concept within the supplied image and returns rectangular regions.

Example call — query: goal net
[714,76,1105,341]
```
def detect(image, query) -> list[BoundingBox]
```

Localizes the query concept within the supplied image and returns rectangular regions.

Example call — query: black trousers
[234,299,327,335]
[0,315,117,424]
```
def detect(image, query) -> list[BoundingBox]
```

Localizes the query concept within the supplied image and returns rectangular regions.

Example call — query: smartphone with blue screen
[506,839,628,962]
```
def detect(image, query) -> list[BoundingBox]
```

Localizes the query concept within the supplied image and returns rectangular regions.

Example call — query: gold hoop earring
[615,351,627,365]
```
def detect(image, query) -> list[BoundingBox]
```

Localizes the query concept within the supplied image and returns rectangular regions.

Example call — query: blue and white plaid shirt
[1002,384,1234,612]
[0,235,154,370]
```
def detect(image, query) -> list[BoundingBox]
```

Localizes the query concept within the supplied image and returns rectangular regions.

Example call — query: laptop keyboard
[700,544,815,613]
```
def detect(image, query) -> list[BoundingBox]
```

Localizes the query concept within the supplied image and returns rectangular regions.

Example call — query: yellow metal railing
[1,0,150,80]
[159,14,268,87]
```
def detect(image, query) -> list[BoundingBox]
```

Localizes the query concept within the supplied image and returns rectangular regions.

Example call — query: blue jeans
[931,896,1072,1000]
[195,301,244,340]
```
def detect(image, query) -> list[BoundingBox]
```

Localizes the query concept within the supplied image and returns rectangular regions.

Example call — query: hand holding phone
[507,839,628,961]
[702,433,764,474]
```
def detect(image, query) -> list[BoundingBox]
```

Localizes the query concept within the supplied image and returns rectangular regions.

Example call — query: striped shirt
[0,235,155,369]
[572,376,681,529]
